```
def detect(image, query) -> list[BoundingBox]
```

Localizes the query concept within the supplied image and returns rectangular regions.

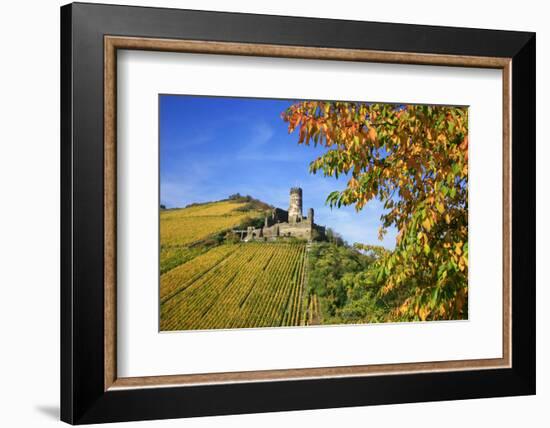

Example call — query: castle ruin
[243,188,325,242]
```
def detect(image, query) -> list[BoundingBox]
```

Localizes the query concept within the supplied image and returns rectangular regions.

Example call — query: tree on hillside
[282,101,468,321]
[325,227,345,246]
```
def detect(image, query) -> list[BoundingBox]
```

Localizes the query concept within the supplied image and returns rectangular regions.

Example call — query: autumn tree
[282,101,468,321]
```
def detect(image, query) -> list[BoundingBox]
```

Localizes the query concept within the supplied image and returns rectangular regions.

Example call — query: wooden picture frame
[61,2,535,424]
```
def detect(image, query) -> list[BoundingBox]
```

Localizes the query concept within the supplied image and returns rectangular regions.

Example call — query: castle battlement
[243,187,325,242]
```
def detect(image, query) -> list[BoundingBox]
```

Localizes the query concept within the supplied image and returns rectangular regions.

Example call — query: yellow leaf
[436,202,445,214]
[422,218,432,231]
[419,306,430,321]
[423,243,430,255]
[368,127,377,142]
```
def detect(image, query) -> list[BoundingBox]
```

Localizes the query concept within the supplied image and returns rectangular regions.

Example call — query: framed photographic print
[60,2,536,424]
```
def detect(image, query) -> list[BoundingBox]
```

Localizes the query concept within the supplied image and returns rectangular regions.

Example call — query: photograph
[52,1,537,424]
[159,95,469,331]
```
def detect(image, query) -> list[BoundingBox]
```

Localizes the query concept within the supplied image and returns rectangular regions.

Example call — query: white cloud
[160,159,221,208]
[236,122,307,162]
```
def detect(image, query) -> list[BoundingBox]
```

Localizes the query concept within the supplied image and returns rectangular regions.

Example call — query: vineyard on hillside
[160,200,261,247]
[160,199,266,274]
[160,242,307,331]
[158,198,386,331]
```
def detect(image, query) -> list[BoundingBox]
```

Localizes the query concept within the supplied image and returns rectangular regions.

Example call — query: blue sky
[159,95,396,248]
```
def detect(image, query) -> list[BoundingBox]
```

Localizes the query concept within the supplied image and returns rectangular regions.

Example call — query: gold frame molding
[104,36,512,391]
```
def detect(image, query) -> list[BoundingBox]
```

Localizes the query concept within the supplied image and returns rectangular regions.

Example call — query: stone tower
[308,207,314,224]
[288,187,303,224]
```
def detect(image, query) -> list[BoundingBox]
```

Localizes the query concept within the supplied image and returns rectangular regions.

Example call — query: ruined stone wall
[244,220,325,242]
[308,208,314,225]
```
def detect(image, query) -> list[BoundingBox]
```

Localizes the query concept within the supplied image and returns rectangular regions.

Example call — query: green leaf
[430,287,440,308]
[452,163,461,175]
[450,187,457,198]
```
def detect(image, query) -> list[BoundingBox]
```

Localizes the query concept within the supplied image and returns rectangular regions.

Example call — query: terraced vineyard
[160,242,307,331]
